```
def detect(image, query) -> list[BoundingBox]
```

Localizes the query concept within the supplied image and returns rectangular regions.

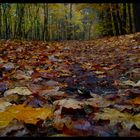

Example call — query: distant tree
[127,3,133,33]
[133,3,140,32]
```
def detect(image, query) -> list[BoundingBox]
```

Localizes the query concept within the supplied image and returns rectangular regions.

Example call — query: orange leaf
[16,108,53,124]
[130,97,140,105]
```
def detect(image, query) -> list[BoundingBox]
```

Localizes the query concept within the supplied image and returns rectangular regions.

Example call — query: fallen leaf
[119,80,140,87]
[15,108,52,124]
[135,80,140,87]
[130,97,140,105]
[0,119,28,137]
[4,87,32,96]
[132,114,140,129]
[53,98,84,109]
[2,62,15,71]
[93,108,132,127]
[6,104,53,124]
[0,101,12,112]
[0,82,7,93]
[94,71,105,75]
[95,106,140,130]
[14,70,31,80]
[85,94,114,108]
[0,112,14,128]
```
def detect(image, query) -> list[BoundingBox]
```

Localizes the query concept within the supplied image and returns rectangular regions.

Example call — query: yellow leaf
[32,56,38,59]
[94,108,140,131]
[6,104,53,124]
[0,112,14,128]
[93,108,132,126]
[133,114,140,129]
[6,104,31,114]
[16,108,53,124]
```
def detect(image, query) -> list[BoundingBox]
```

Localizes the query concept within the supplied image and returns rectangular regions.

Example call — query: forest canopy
[0,3,139,41]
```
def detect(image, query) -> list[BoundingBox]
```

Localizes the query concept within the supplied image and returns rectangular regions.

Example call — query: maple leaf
[4,87,32,96]
[6,104,53,124]
[53,98,84,109]
[85,94,113,108]
[94,107,140,130]
[15,108,53,124]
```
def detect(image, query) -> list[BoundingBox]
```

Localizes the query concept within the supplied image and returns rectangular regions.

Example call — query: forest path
[0,33,140,136]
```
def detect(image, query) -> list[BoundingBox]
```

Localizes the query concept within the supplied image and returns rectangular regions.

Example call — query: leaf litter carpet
[0,33,140,136]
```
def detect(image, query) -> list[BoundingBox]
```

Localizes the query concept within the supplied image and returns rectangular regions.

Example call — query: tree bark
[128,4,133,33]
[43,3,49,41]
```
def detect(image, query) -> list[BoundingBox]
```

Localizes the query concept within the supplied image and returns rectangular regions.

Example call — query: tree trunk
[133,3,140,32]
[67,3,73,40]
[112,5,119,36]
[128,3,133,33]
[43,3,49,41]
[122,3,127,34]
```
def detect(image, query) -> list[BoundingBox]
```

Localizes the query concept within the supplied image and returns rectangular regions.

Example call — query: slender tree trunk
[44,3,49,41]
[112,5,119,35]
[106,6,114,36]
[115,4,123,35]
[68,3,73,40]
[122,3,127,34]
[3,6,8,39]
[128,3,133,33]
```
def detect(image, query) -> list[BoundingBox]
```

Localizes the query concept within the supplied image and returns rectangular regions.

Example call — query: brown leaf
[4,87,32,96]
[53,98,84,109]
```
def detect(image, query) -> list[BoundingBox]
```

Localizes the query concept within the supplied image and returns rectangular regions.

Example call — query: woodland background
[0,3,140,41]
